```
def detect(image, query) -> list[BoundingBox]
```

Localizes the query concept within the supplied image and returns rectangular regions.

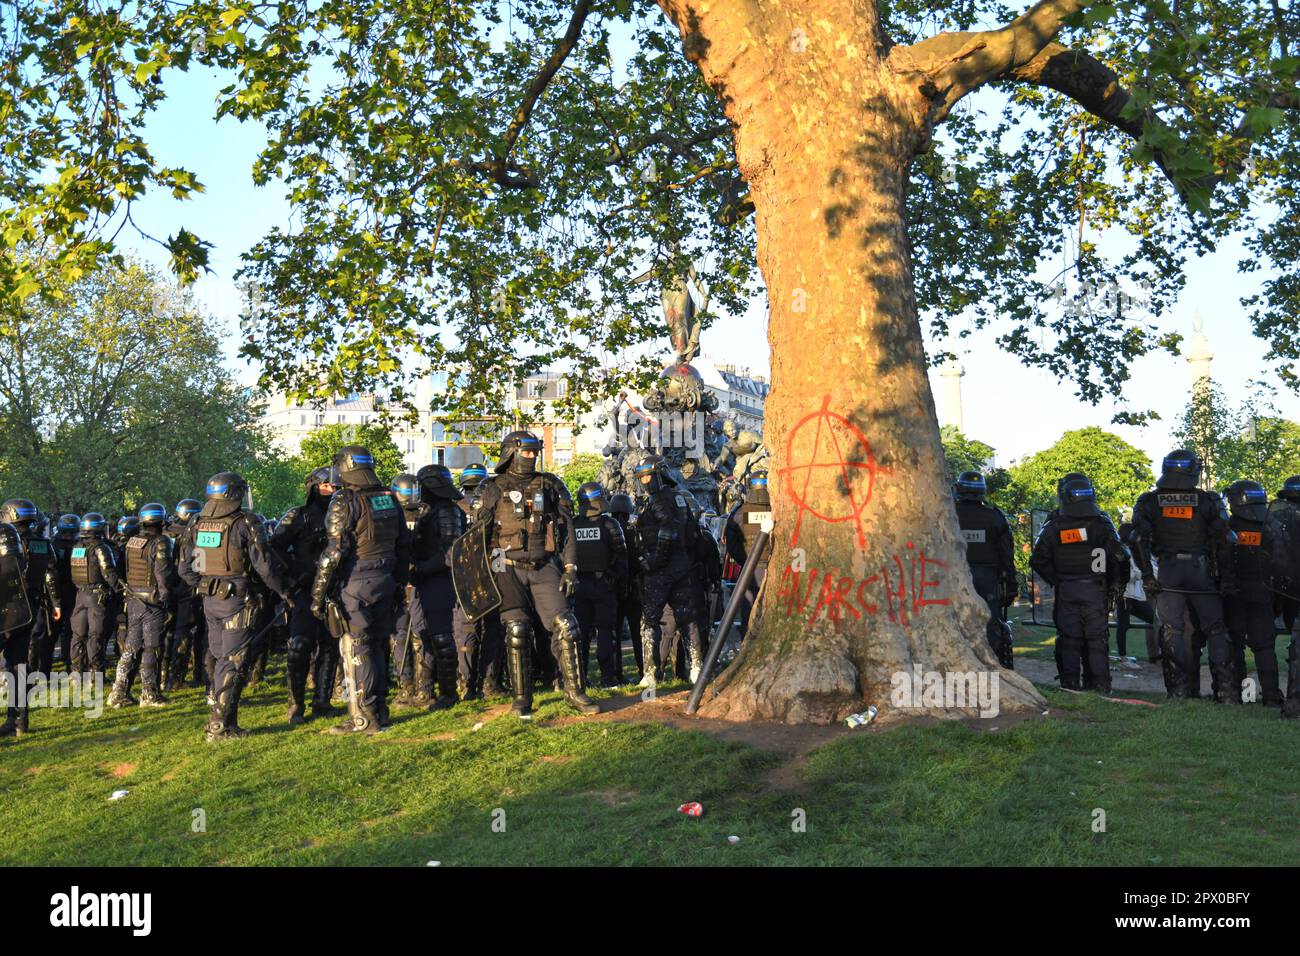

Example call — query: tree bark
[660,0,1045,723]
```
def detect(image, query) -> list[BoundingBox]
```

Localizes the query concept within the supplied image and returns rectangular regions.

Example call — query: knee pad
[552,612,580,643]
[506,619,533,650]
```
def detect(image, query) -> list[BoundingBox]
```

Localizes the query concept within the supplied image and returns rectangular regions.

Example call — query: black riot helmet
[175,499,202,522]
[1277,475,1300,504]
[138,503,167,529]
[390,474,420,508]
[633,454,674,493]
[1225,479,1269,522]
[0,498,39,529]
[608,493,634,519]
[116,515,139,539]
[79,513,107,537]
[460,462,488,489]
[332,445,380,489]
[204,472,249,502]
[577,481,608,517]
[56,514,80,536]
[1158,449,1202,490]
[1056,474,1101,518]
[746,470,770,506]
[417,463,462,501]
[953,471,987,502]
[305,466,335,503]
[495,430,543,476]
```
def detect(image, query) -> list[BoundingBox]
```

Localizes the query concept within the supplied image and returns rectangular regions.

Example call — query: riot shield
[1029,509,1055,628]
[450,520,502,623]
[0,549,32,635]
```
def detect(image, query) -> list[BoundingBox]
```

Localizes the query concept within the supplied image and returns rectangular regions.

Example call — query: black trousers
[1055,577,1111,692]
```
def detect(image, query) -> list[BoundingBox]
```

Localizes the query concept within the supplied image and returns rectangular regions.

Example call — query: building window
[314,414,324,427]
[300,414,306,425]
[437,447,445,465]
[529,381,546,398]
[554,449,572,466]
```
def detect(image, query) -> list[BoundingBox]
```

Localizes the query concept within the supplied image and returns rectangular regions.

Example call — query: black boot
[555,614,599,716]
[107,648,139,708]
[0,710,16,737]
[1212,662,1242,704]
[206,653,250,741]
[428,633,459,711]
[506,620,533,720]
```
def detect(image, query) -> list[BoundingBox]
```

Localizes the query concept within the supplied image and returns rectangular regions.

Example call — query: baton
[687,528,768,716]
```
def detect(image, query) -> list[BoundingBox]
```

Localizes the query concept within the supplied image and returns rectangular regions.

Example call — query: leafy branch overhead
[1,0,1297,414]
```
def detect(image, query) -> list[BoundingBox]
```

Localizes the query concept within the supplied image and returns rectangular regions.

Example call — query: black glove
[1219,579,1239,599]
[1141,575,1160,597]
[311,598,327,622]
[561,564,578,598]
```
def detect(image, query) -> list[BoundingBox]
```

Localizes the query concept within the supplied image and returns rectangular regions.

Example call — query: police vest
[192,514,248,579]
[1149,491,1210,553]
[1050,517,1104,579]
[955,501,1002,567]
[354,489,402,560]
[23,534,52,585]
[125,533,163,599]
[573,515,611,572]
[736,500,772,568]
[494,476,556,554]
[1229,515,1268,583]
[70,540,104,587]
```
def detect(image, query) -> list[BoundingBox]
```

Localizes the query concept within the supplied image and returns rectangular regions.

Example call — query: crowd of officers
[955,449,1300,717]
[0,431,773,741]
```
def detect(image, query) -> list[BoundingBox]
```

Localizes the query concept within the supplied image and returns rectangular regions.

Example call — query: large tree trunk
[660,0,1045,722]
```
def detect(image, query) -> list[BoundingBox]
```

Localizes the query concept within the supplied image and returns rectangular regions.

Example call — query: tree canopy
[1003,426,1155,518]
[1,0,1296,421]
[295,422,406,485]
[0,256,273,515]
[1174,383,1300,492]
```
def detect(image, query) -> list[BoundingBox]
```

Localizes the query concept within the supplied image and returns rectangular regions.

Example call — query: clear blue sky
[118,38,1300,478]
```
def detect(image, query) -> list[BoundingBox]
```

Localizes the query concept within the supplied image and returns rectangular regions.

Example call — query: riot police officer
[68,513,123,683]
[953,471,1016,668]
[108,503,176,708]
[0,500,62,736]
[724,471,773,637]
[1030,476,1128,693]
[474,431,597,718]
[1222,480,1284,707]
[634,455,703,690]
[608,493,642,683]
[46,513,80,675]
[164,498,205,690]
[1268,475,1300,631]
[271,467,337,725]
[571,482,628,688]
[310,447,411,734]
[177,473,291,740]
[1130,450,1238,702]
[390,465,464,708]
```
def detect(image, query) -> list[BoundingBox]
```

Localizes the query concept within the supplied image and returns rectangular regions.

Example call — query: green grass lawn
[2,659,1297,866]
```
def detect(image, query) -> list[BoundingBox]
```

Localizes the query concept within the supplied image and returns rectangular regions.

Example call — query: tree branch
[488,0,591,189]
[893,0,1091,123]
[1006,42,1300,200]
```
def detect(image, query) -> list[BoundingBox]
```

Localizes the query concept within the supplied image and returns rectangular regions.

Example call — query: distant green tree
[940,426,1011,500]
[558,453,605,500]
[296,423,405,485]
[1004,428,1154,520]
[0,258,270,515]
[1173,383,1300,493]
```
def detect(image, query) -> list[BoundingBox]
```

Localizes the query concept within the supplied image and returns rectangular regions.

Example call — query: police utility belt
[200,577,250,599]
[502,556,555,571]
[1157,551,1207,561]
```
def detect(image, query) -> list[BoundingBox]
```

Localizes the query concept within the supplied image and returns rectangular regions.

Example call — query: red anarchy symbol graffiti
[778,394,888,550]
